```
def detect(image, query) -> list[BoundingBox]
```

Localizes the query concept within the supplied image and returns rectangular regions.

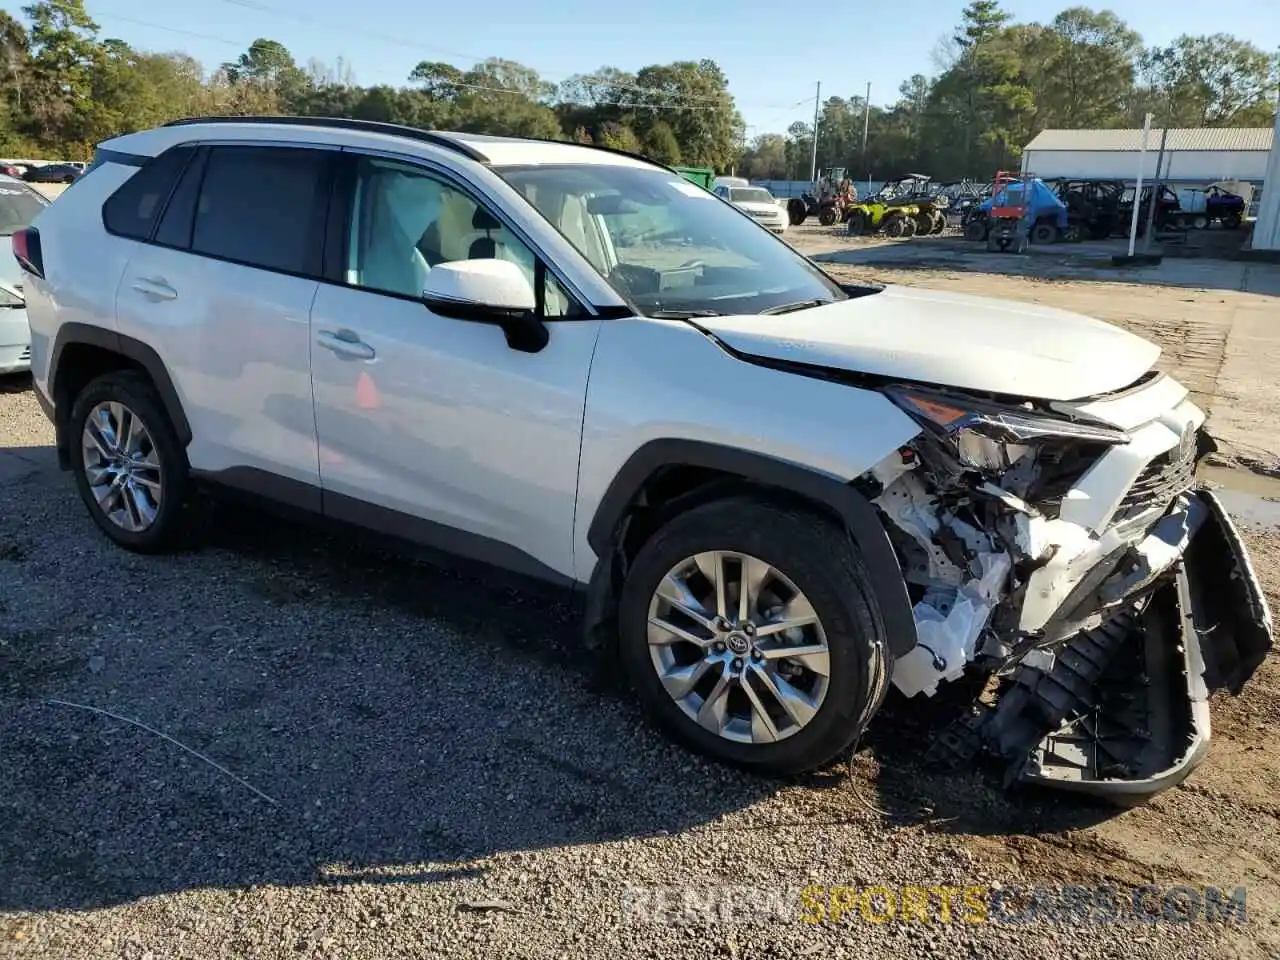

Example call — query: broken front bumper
[982,489,1272,804]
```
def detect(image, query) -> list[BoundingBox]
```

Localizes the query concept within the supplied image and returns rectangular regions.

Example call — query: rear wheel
[931,212,947,234]
[1191,214,1209,230]
[1031,222,1059,244]
[914,213,933,235]
[963,219,987,241]
[68,371,193,553]
[900,217,917,237]
[818,204,838,227]
[787,198,807,226]
[1222,213,1242,230]
[617,497,890,775]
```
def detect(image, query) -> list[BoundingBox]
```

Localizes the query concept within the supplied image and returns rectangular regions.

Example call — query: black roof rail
[162,116,489,162]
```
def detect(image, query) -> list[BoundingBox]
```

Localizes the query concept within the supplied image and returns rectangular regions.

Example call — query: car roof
[99,117,662,171]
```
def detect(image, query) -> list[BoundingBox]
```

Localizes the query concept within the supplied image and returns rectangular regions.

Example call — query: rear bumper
[0,308,30,373]
[983,489,1272,804]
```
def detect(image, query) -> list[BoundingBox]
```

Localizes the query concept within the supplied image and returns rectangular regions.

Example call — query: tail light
[13,226,42,279]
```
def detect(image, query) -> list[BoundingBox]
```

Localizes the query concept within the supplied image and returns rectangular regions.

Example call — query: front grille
[1112,434,1197,525]
[747,209,775,219]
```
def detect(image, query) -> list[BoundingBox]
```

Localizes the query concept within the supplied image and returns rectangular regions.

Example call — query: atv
[845,199,919,238]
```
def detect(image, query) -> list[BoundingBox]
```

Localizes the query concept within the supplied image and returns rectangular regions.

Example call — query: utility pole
[1126,113,1152,258]
[862,82,871,196]
[809,81,821,184]
[1142,125,1169,253]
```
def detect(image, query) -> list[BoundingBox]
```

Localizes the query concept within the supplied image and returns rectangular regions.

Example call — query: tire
[1223,213,1242,230]
[931,212,947,234]
[1062,223,1084,243]
[963,219,987,242]
[883,216,905,238]
[787,198,807,226]
[1191,215,1208,230]
[68,370,193,553]
[845,211,866,236]
[900,217,917,237]
[818,205,837,227]
[1030,222,1058,244]
[914,214,932,235]
[616,496,890,775]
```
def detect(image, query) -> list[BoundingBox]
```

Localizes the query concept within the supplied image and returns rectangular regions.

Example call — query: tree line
[0,0,741,167]
[745,1,1279,181]
[1,0,1276,182]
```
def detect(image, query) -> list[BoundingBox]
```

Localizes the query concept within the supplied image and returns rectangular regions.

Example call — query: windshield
[497,164,845,317]
[729,187,774,204]
[0,180,47,235]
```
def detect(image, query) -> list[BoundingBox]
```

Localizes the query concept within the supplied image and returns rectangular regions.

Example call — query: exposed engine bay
[861,373,1273,803]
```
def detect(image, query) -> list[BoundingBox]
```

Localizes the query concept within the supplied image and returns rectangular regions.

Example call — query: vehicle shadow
[0,371,33,393]
[857,692,1126,838]
[0,464,783,913]
[0,449,1123,915]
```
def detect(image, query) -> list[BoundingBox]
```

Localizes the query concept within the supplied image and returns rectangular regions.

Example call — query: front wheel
[787,198,807,226]
[963,219,987,241]
[883,216,905,238]
[817,205,838,227]
[1030,222,1059,244]
[68,371,194,553]
[617,497,890,775]
[1222,213,1242,230]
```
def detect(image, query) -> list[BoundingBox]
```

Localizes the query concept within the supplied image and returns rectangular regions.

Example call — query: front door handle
[131,276,177,301]
[316,330,375,361]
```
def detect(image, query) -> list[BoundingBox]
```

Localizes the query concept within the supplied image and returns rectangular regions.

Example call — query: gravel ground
[2,276,1278,957]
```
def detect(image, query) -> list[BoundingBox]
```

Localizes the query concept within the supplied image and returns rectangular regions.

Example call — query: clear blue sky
[26,0,1280,133]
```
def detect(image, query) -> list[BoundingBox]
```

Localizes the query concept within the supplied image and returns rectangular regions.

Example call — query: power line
[93,4,813,113]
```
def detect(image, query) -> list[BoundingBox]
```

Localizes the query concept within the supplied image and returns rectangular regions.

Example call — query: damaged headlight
[886,387,1130,471]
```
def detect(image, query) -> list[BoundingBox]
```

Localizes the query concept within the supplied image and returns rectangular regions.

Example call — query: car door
[115,144,331,503]
[308,153,602,582]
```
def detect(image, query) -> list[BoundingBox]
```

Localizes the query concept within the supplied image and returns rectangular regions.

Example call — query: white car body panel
[115,243,322,486]
[573,317,922,581]
[694,285,1162,401]
[22,163,139,395]
[309,283,603,579]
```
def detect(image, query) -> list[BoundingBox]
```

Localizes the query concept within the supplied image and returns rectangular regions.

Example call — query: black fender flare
[48,322,193,465]
[586,439,917,658]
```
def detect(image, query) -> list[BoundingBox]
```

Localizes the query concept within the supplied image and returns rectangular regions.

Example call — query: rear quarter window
[101,146,197,241]
[188,146,330,276]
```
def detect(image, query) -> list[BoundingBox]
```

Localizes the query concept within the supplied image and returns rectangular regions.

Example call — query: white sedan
[0,175,50,374]
[713,182,789,234]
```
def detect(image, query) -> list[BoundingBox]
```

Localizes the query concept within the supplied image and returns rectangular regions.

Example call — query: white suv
[18,118,1271,799]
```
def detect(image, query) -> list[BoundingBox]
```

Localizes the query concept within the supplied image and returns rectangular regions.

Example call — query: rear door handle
[131,276,177,301]
[316,330,375,361]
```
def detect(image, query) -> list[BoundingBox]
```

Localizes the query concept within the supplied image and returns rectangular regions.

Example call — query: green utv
[844,198,921,237]
[875,174,949,235]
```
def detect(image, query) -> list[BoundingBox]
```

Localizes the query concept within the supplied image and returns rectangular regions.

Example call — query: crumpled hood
[695,284,1161,401]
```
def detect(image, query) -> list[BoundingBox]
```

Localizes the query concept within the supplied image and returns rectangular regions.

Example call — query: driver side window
[345,157,575,316]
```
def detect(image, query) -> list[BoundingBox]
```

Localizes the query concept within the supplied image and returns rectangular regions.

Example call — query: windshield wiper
[759,298,834,315]
[647,309,726,319]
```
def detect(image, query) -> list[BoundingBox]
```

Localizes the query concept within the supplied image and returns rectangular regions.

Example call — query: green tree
[641,120,682,164]
[1138,34,1279,125]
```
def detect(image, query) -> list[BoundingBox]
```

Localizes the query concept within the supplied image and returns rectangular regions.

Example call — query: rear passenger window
[102,146,195,240]
[190,146,329,276]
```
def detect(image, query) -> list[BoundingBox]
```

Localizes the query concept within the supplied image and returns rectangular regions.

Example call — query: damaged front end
[859,373,1273,804]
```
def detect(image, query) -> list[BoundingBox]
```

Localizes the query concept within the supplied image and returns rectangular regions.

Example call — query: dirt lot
[2,233,1279,959]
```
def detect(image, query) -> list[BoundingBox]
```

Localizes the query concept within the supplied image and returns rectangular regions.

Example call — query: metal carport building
[1021,127,1275,185]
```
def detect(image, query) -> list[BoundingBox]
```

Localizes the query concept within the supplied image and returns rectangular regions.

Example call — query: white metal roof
[1025,127,1275,153]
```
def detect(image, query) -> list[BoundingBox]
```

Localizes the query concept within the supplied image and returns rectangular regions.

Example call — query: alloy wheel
[81,401,163,532]
[646,551,830,744]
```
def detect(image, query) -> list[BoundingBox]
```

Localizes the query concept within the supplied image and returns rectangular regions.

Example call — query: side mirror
[422,259,547,353]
